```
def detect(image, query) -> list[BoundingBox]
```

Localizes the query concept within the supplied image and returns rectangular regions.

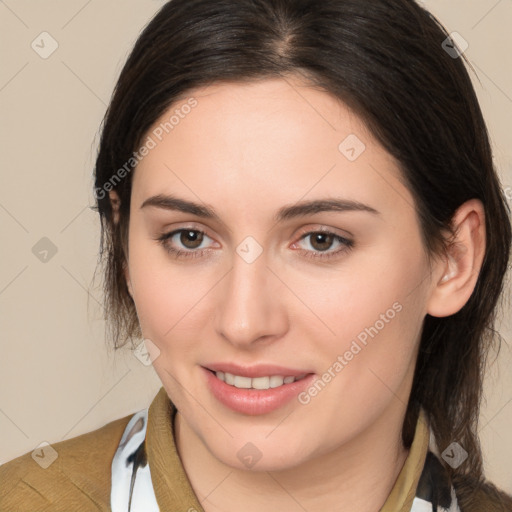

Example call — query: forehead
[131,77,411,217]
[164,77,368,151]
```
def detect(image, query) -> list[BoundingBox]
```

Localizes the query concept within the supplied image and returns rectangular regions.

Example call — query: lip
[201,366,316,416]
[205,362,311,378]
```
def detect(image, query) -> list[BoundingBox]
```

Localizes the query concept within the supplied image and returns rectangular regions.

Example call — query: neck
[174,403,410,512]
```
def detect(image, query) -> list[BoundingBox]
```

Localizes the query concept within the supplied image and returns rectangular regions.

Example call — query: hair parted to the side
[92,0,512,505]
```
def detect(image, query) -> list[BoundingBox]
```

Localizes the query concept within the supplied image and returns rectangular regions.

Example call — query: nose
[214,248,289,349]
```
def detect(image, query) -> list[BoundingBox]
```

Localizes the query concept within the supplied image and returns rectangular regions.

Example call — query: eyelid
[160,225,219,247]
[159,222,216,241]
[294,224,352,238]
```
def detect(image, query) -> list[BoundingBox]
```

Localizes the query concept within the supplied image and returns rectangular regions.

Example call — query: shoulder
[454,476,512,512]
[0,413,133,511]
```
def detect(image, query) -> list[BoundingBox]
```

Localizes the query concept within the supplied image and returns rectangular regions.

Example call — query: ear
[109,190,134,298]
[426,199,486,318]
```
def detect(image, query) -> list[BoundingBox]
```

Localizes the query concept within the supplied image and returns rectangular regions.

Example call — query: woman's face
[125,76,441,470]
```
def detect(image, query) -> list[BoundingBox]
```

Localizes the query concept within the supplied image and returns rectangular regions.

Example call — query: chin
[220,449,308,473]
[203,431,316,473]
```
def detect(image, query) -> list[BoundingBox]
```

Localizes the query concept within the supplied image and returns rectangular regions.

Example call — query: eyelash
[156,228,354,261]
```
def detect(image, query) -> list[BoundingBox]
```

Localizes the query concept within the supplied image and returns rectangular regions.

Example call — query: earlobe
[109,190,121,225]
[123,264,133,298]
[426,199,486,318]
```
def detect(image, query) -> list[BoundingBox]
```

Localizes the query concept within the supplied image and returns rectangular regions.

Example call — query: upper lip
[204,362,313,378]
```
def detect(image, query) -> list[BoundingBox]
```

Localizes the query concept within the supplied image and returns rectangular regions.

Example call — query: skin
[110,75,485,511]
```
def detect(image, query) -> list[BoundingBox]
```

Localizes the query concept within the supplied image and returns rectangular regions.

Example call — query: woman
[1,0,511,510]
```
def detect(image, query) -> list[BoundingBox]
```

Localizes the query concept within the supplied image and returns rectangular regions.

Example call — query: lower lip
[202,367,316,415]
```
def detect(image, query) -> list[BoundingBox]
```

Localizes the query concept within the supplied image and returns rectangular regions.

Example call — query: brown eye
[309,232,336,252]
[179,230,204,249]
[156,228,216,260]
[293,230,354,261]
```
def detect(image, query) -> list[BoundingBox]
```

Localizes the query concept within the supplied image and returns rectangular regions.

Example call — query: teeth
[233,376,252,389]
[215,371,306,390]
[252,376,270,389]
[269,375,284,388]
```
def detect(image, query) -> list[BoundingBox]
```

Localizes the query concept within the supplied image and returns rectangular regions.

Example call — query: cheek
[127,231,226,368]
[126,225,194,342]
[299,239,428,388]
[130,262,208,345]
[301,238,427,351]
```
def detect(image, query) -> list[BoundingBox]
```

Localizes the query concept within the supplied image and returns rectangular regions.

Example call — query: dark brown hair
[92,0,512,505]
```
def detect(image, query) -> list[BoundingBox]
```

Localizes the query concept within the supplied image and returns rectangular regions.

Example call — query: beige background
[1,0,511,494]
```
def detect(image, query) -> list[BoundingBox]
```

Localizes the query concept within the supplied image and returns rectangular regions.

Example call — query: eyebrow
[140,194,380,223]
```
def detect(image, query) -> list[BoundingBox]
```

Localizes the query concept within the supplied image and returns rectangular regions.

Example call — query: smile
[202,366,315,415]
[215,371,307,390]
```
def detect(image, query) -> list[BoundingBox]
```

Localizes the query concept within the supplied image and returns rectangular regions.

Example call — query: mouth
[213,371,308,390]
[201,365,315,415]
